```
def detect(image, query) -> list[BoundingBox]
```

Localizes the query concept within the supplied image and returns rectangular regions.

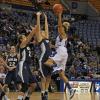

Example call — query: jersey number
[9,62,16,66]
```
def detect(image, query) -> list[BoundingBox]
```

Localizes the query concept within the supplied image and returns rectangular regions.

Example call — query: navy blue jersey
[17,46,35,84]
[38,39,52,77]
[7,54,18,67]
[39,39,51,62]
[19,46,32,63]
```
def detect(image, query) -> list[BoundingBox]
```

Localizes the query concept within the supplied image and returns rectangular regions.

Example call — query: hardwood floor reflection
[8,92,100,100]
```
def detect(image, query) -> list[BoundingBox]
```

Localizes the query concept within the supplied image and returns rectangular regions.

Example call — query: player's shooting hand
[37,12,42,16]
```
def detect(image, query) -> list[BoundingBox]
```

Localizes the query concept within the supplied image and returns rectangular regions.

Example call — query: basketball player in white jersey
[44,13,76,99]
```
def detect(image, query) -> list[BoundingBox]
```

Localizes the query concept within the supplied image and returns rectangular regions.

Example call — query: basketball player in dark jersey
[34,12,52,100]
[16,26,37,100]
[44,13,76,99]
[4,46,19,91]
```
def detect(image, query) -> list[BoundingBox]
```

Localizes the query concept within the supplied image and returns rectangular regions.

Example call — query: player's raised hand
[36,12,42,16]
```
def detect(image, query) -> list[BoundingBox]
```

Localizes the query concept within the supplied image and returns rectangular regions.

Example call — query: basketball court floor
[8,92,100,100]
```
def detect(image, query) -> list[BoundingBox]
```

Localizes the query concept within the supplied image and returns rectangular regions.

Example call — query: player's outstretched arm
[58,13,67,39]
[44,13,49,39]
[36,12,43,43]
[20,26,36,48]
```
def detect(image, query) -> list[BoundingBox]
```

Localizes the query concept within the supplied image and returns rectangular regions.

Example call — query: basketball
[53,4,63,14]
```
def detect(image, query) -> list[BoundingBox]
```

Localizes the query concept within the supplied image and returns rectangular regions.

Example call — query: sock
[65,82,72,90]
[17,95,23,99]
[45,90,48,92]
[41,91,45,94]
[41,91,45,96]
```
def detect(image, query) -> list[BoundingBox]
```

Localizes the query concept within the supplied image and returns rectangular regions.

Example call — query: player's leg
[41,77,47,100]
[59,70,72,90]
[45,75,51,100]
[44,55,60,73]
[43,65,52,100]
[44,58,55,68]
[24,83,36,100]
[3,72,13,99]
[45,75,51,91]
[17,62,29,100]
[58,70,76,99]
[40,60,52,100]
[39,59,47,100]
[12,70,18,91]
[17,72,29,100]
[24,66,37,100]
[59,54,76,99]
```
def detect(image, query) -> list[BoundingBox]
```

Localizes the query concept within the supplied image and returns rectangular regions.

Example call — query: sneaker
[41,93,46,100]
[52,67,62,75]
[44,91,48,100]
[69,89,76,99]
[17,95,23,100]
[24,97,30,100]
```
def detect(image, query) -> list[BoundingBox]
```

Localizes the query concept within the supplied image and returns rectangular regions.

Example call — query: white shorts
[50,46,68,71]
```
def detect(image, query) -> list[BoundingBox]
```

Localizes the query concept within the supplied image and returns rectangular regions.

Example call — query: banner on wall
[95,82,100,92]
[66,81,92,93]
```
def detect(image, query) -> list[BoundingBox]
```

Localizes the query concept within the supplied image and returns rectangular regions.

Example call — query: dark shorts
[39,55,52,77]
[5,70,17,85]
[16,61,36,84]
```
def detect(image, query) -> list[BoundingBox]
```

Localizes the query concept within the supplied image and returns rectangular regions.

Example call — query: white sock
[17,95,23,99]
[45,90,48,92]
[41,91,45,94]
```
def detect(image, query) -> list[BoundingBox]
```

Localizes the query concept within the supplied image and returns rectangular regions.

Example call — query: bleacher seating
[72,20,100,48]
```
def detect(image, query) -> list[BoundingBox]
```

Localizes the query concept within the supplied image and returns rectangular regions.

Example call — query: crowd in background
[0,8,100,92]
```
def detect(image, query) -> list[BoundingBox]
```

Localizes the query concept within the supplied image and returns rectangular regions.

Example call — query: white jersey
[50,36,68,71]
[55,36,67,48]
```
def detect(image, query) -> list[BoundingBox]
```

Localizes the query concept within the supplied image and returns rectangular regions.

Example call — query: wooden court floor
[7,92,100,100]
